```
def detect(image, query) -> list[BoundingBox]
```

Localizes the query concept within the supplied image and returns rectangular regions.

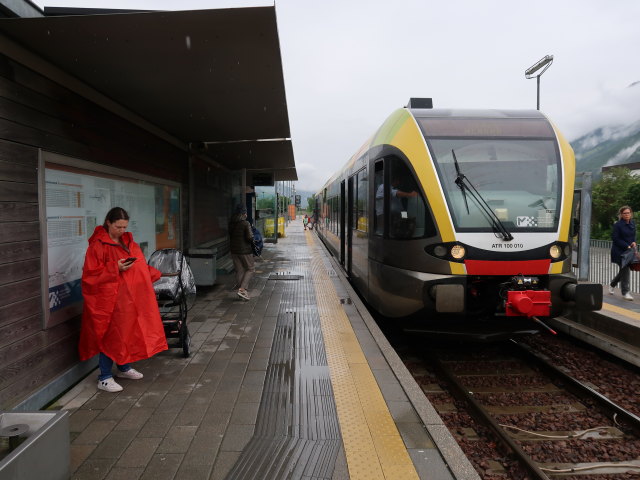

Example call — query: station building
[0,1,296,409]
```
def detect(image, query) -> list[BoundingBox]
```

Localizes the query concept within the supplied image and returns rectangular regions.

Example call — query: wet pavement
[56,219,472,480]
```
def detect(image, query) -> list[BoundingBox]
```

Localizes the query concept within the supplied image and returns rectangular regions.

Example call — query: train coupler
[505,290,551,317]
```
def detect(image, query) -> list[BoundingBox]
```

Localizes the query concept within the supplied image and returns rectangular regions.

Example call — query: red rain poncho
[78,226,168,364]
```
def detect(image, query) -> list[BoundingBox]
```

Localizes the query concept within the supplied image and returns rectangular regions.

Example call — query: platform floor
[556,279,640,367]
[58,219,476,480]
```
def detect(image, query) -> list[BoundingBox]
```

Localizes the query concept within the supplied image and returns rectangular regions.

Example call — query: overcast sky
[30,0,640,192]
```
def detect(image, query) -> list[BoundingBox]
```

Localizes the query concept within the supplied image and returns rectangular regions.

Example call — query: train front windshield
[419,117,562,232]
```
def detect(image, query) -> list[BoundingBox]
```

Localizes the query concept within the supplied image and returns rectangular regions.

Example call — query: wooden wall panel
[0,239,40,264]
[0,258,40,285]
[0,57,188,183]
[0,52,192,408]
[0,222,39,243]
[0,296,41,328]
[0,314,42,350]
[0,179,37,202]
[0,158,36,183]
[0,202,39,222]
[0,339,78,407]
[0,129,38,166]
[0,277,40,307]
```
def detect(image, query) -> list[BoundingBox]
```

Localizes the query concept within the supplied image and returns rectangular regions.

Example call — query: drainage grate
[268,273,303,281]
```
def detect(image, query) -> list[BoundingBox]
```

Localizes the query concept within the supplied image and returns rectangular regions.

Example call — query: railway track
[400,333,640,479]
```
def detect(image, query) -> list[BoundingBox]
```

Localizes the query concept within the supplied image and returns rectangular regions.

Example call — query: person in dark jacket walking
[609,205,636,301]
[229,204,255,300]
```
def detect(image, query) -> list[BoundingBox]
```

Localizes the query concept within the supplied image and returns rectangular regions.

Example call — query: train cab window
[427,137,561,232]
[376,157,435,239]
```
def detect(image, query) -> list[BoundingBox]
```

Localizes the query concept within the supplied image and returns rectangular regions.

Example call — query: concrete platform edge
[323,251,481,480]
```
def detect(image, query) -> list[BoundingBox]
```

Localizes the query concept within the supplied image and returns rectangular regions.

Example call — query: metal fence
[573,239,640,293]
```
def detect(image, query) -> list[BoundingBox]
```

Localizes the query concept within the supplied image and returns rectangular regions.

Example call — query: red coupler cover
[506,290,551,317]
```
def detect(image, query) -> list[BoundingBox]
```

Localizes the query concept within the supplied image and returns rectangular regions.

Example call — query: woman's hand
[118,258,134,272]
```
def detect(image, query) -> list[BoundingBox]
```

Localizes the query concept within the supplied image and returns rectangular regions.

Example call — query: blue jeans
[98,353,131,381]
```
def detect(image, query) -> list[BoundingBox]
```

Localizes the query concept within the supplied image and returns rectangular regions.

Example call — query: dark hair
[103,207,130,228]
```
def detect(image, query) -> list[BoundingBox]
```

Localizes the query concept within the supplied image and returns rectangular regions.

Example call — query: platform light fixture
[525,55,554,110]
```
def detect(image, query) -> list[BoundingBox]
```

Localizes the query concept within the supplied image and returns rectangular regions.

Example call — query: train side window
[356,169,368,232]
[388,157,436,239]
[374,162,384,235]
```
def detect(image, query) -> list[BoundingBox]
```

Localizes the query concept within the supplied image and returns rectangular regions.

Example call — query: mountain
[573,119,640,178]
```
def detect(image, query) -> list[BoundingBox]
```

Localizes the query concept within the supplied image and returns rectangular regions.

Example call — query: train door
[347,175,354,276]
[340,180,346,266]
[369,160,385,266]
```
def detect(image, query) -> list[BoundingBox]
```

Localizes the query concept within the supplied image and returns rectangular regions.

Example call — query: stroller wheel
[181,324,191,358]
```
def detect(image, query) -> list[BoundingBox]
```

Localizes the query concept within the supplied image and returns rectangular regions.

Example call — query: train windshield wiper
[451,149,514,241]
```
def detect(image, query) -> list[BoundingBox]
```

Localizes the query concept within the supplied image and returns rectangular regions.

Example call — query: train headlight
[450,245,466,260]
[434,245,447,257]
[564,244,571,257]
[549,244,561,259]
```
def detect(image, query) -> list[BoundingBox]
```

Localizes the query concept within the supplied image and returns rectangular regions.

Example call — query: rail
[573,239,640,293]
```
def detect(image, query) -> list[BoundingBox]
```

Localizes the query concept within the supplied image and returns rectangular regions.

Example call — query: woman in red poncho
[79,207,168,392]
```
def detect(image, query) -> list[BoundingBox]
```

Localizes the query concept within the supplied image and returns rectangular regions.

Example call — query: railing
[573,239,640,293]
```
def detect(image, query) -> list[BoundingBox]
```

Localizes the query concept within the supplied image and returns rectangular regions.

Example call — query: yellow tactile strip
[306,232,419,480]
[602,302,640,322]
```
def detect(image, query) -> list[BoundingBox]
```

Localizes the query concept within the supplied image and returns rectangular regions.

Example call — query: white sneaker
[116,368,144,380]
[609,286,615,295]
[98,377,123,392]
[623,293,633,301]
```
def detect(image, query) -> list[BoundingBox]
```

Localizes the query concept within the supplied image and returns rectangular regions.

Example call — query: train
[315,99,602,329]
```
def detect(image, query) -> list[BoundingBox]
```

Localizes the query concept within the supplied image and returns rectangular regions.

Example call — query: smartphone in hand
[123,257,137,264]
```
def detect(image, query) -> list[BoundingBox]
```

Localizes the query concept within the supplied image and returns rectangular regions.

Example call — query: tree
[592,167,640,238]
[625,182,640,213]
[257,195,274,210]
[306,195,316,213]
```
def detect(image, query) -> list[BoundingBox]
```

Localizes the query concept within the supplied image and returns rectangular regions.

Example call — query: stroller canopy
[148,249,197,310]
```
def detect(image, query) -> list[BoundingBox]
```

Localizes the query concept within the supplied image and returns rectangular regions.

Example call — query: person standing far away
[229,204,255,300]
[79,207,168,393]
[609,205,637,301]
[303,214,309,230]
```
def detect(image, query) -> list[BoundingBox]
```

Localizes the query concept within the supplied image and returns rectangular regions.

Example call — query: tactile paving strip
[306,233,419,480]
[226,234,341,479]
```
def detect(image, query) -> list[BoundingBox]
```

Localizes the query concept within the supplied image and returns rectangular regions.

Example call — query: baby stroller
[148,249,196,357]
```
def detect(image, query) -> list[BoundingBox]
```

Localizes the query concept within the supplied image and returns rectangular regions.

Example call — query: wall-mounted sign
[249,172,274,186]
[45,162,180,328]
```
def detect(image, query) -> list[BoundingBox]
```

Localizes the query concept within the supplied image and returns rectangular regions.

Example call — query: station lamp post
[525,55,553,110]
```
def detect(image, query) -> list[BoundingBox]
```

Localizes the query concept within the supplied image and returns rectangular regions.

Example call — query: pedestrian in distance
[229,204,255,300]
[303,214,309,230]
[79,207,168,393]
[609,205,636,301]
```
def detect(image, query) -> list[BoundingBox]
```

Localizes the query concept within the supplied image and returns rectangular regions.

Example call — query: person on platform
[229,204,255,300]
[609,205,636,301]
[79,207,167,392]
[303,214,309,230]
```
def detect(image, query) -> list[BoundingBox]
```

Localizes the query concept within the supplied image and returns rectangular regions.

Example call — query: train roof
[316,107,553,194]
[407,108,546,119]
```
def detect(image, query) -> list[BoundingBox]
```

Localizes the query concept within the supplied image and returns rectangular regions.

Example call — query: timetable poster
[45,166,156,326]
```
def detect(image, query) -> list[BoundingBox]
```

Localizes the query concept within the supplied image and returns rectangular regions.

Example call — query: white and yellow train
[315,99,601,325]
